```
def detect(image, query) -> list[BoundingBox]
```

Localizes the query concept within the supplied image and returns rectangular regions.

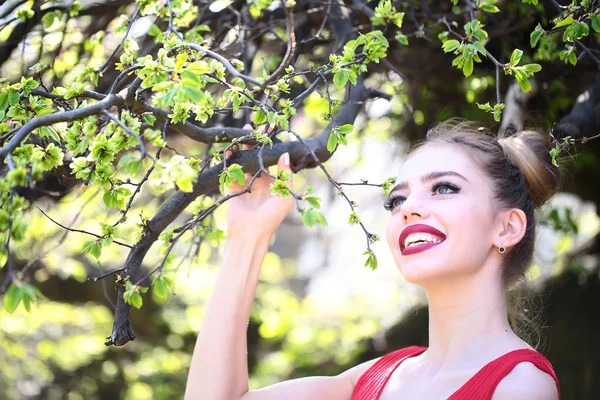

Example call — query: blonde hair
[498,131,561,209]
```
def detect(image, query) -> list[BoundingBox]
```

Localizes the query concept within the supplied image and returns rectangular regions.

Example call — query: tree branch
[105,76,377,346]
[0,94,119,163]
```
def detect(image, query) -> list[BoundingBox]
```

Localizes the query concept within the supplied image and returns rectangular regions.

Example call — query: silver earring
[498,245,506,254]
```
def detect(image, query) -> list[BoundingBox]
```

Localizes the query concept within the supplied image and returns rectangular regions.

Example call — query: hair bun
[498,131,561,209]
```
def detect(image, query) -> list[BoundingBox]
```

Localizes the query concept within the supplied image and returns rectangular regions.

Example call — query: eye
[432,181,461,195]
[384,194,405,211]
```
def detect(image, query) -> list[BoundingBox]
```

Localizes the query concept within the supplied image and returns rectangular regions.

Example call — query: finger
[282,135,294,169]
[242,123,254,151]
[277,152,294,192]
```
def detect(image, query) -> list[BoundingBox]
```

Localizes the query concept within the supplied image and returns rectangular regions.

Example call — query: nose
[400,193,429,223]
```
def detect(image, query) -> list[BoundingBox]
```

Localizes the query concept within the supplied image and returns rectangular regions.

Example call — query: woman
[185,121,561,399]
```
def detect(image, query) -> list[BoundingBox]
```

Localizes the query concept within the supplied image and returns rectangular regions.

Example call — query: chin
[397,261,449,285]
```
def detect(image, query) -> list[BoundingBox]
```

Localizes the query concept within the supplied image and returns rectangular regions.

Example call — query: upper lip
[399,224,447,251]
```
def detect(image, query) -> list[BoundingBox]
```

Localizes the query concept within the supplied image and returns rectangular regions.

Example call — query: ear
[494,208,527,250]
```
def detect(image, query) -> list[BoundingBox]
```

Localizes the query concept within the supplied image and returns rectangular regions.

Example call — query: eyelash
[383,181,462,211]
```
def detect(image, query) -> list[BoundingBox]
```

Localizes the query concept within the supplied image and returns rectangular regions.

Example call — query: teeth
[404,232,443,249]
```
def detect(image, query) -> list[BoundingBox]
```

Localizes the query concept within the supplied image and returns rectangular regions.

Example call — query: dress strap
[448,349,560,400]
[351,346,427,400]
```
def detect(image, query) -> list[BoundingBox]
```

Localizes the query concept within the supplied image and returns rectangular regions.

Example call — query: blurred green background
[2,0,600,399]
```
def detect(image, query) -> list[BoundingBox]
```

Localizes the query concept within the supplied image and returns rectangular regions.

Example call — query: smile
[399,224,447,256]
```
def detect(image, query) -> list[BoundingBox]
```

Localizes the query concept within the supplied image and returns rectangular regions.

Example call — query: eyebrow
[388,171,470,196]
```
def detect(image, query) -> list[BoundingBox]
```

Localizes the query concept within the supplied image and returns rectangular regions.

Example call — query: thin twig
[88,267,127,282]
[99,6,141,73]
[36,207,134,249]
[102,110,157,163]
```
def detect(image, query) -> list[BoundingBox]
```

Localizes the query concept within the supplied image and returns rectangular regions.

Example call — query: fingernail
[284,152,290,166]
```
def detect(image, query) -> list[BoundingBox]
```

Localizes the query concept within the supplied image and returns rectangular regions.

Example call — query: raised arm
[185,230,379,400]
[184,140,377,400]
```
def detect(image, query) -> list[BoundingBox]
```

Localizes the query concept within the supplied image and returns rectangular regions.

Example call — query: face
[385,144,500,286]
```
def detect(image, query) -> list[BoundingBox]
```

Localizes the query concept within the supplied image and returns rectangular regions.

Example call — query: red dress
[351,346,560,400]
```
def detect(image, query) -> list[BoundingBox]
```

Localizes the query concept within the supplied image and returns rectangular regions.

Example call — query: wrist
[221,236,271,274]
[224,235,271,254]
[226,230,272,246]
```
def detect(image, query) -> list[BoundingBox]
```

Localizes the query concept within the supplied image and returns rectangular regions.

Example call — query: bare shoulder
[239,357,382,400]
[338,356,382,387]
[491,361,559,400]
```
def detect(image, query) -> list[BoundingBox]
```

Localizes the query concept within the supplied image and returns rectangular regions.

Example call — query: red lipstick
[399,224,447,256]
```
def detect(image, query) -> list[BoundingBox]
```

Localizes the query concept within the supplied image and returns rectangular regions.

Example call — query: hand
[224,125,295,241]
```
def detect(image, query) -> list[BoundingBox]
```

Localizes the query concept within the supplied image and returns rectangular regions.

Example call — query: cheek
[385,216,401,250]
[450,207,494,253]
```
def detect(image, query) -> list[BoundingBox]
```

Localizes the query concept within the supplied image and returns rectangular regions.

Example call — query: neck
[421,266,513,372]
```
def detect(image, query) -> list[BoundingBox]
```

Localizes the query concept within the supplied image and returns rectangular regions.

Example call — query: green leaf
[118,154,142,175]
[0,92,8,113]
[302,208,317,227]
[22,294,31,312]
[160,88,177,108]
[38,126,61,143]
[363,250,378,270]
[152,81,173,92]
[554,16,574,29]
[327,131,339,153]
[510,49,523,66]
[4,284,22,313]
[186,61,211,76]
[148,24,162,37]
[8,91,20,106]
[143,114,156,126]
[21,283,44,301]
[153,276,166,298]
[301,208,327,228]
[592,14,600,33]
[462,54,474,77]
[0,248,7,268]
[333,70,349,89]
[181,84,205,103]
[175,53,188,73]
[492,103,505,122]
[521,63,542,73]
[338,124,354,135]
[347,69,357,86]
[514,70,532,92]
[549,146,560,167]
[173,165,197,192]
[530,24,544,48]
[305,195,321,209]
[471,41,486,56]
[253,109,267,124]
[229,165,245,185]
[315,212,328,227]
[270,179,290,198]
[477,102,493,112]
[442,39,461,53]
[41,12,57,29]
[103,187,131,209]
[348,210,361,225]
[480,4,499,13]
[130,292,143,309]
[81,240,102,259]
